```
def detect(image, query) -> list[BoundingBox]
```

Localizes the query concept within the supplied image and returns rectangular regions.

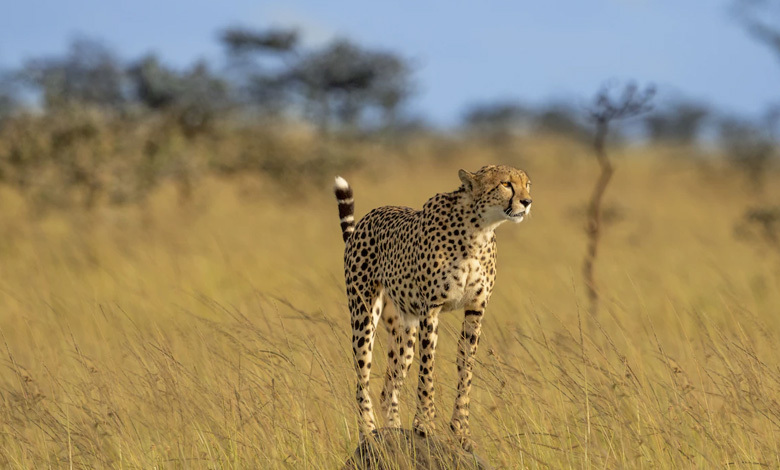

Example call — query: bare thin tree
[583,83,654,316]
[733,0,780,62]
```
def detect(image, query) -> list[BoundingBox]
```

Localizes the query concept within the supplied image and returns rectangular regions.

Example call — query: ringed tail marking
[334,176,355,242]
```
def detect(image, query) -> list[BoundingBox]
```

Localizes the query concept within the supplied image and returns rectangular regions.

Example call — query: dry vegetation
[1,134,780,469]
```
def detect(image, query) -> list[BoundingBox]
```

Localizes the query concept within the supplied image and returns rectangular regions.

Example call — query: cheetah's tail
[334,176,355,242]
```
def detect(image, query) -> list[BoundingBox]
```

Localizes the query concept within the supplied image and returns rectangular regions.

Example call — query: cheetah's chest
[440,258,492,312]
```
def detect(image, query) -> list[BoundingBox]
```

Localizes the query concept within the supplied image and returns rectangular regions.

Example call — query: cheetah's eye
[500,182,511,188]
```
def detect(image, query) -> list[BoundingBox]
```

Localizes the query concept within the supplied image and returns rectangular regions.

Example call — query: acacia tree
[287,39,412,132]
[220,27,300,113]
[128,56,230,136]
[219,27,413,131]
[583,83,654,317]
[23,38,125,109]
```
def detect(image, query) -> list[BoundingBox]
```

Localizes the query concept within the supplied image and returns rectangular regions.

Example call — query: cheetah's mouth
[504,207,526,220]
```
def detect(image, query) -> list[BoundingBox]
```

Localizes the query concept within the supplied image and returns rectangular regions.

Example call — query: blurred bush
[718,117,776,191]
[461,100,589,143]
[0,31,421,211]
[643,100,710,145]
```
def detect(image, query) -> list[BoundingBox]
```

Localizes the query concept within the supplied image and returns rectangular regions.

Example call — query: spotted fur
[333,165,532,451]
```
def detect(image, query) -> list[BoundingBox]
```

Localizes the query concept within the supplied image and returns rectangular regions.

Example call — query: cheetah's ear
[458,169,476,192]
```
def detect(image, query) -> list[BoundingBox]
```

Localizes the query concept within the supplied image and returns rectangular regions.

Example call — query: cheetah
[333,165,532,451]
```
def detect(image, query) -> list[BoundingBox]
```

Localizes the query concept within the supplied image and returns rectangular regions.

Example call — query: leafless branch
[583,83,655,317]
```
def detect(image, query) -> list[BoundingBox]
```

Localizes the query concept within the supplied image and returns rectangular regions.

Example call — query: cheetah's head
[458,165,532,226]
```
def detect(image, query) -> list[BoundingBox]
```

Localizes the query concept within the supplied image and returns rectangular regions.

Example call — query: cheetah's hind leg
[348,284,384,438]
[380,307,418,428]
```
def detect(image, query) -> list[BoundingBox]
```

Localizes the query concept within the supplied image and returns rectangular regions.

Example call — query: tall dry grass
[1,137,779,468]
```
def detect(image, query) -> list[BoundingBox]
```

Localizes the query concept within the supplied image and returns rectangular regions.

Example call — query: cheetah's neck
[444,188,506,236]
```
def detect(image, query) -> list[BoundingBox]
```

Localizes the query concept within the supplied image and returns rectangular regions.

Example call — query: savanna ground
[1,136,780,469]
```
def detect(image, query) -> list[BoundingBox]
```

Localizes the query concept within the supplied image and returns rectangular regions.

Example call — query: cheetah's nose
[520,198,532,208]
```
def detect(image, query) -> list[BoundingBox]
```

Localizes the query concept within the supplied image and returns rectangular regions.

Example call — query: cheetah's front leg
[413,308,440,437]
[450,307,483,452]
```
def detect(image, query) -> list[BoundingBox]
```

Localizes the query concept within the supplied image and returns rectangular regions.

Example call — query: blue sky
[1,0,777,124]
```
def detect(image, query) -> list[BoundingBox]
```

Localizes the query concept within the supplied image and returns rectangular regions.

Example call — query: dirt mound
[342,428,494,470]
